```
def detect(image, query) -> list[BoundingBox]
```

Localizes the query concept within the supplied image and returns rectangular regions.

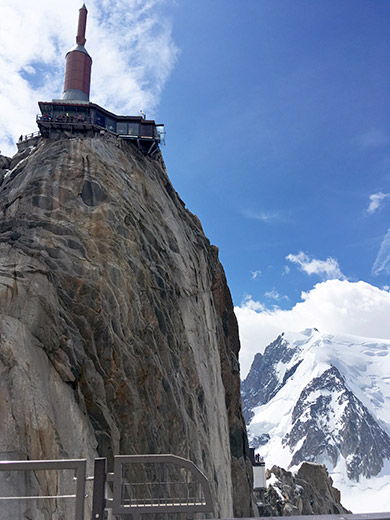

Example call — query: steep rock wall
[0,136,253,518]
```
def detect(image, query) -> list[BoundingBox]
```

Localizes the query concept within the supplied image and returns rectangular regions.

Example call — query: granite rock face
[256,463,350,516]
[0,135,254,518]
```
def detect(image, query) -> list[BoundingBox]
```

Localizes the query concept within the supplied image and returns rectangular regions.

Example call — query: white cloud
[235,279,390,378]
[240,294,266,312]
[367,192,390,214]
[372,226,390,276]
[0,0,178,156]
[264,289,288,301]
[286,251,345,280]
[251,270,262,280]
[357,129,390,150]
[243,209,281,223]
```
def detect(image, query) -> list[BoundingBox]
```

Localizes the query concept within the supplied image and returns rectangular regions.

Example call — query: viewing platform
[36,100,165,156]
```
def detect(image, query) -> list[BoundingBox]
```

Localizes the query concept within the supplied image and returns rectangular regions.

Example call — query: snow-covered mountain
[241,328,390,513]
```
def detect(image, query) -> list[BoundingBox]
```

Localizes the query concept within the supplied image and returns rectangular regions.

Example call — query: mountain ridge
[242,328,390,512]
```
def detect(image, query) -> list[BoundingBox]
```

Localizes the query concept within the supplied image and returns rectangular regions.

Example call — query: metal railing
[36,114,92,124]
[18,130,41,142]
[0,455,213,519]
[259,515,390,520]
[1,456,389,520]
[109,454,214,518]
[0,458,86,520]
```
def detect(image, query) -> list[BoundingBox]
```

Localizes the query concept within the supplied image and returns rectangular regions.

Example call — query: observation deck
[37,100,165,156]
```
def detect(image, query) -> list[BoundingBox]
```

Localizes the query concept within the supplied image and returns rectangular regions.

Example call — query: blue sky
[161,0,390,302]
[2,0,390,375]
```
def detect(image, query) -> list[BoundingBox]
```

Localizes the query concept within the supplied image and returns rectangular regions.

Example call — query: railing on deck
[257,514,390,520]
[2,456,388,520]
[36,114,92,124]
[109,454,213,518]
[0,459,86,520]
[18,130,41,142]
[0,454,213,520]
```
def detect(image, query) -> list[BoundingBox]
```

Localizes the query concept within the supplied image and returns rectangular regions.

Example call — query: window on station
[96,112,105,127]
[155,125,165,144]
[128,123,139,136]
[117,122,128,134]
[106,117,116,132]
[75,107,89,122]
[140,124,153,137]
[51,106,68,121]
[52,107,64,117]
[66,111,77,120]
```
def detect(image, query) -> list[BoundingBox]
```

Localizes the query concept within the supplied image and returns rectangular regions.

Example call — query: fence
[0,458,86,519]
[18,131,41,142]
[0,454,213,520]
[109,454,213,518]
[3,456,387,520]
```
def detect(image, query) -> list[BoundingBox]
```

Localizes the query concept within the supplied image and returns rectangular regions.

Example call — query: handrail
[36,114,92,124]
[253,514,390,520]
[18,130,41,142]
[0,459,87,520]
[111,454,214,517]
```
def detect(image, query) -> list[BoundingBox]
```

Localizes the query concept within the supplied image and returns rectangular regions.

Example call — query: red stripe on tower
[62,4,92,102]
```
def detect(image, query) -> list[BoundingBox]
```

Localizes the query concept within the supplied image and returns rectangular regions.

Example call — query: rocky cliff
[255,463,350,516]
[0,134,254,518]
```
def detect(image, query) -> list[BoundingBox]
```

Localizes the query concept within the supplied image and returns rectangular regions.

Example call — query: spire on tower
[62,4,92,102]
[76,4,88,46]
